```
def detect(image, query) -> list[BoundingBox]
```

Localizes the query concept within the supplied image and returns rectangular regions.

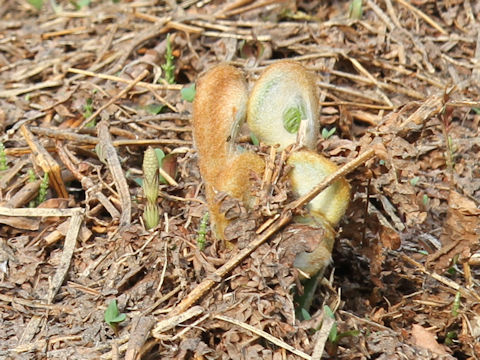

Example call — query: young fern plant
[192,61,350,279]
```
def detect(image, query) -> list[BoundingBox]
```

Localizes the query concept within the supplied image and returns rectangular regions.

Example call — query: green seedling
[349,0,363,20]
[324,305,360,347]
[300,308,311,321]
[451,291,461,316]
[197,212,209,251]
[27,0,43,10]
[28,171,49,207]
[410,177,420,186]
[37,172,49,204]
[472,107,480,114]
[321,127,336,139]
[324,305,338,343]
[83,98,93,118]
[70,0,91,9]
[181,84,196,102]
[446,255,459,276]
[250,132,259,146]
[144,103,164,115]
[0,143,7,171]
[83,98,96,128]
[294,270,323,320]
[104,300,126,334]
[28,169,36,183]
[445,331,457,345]
[162,34,175,84]
[422,194,429,207]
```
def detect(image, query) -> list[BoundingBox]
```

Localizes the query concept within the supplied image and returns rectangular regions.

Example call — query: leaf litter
[0,0,479,359]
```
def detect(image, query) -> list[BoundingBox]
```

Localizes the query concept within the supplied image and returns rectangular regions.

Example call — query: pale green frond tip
[283,106,303,134]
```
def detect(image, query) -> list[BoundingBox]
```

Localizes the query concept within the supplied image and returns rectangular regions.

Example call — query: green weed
[162,34,175,84]
[104,300,126,334]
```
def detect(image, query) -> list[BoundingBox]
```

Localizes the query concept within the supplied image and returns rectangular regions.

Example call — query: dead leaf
[433,191,480,270]
[410,324,449,355]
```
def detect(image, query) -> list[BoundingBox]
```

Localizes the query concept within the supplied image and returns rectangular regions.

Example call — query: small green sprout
[472,107,480,115]
[83,98,96,128]
[27,0,43,10]
[250,132,260,146]
[197,212,209,251]
[451,291,461,316]
[181,84,196,102]
[28,169,36,183]
[410,177,420,186]
[294,271,323,320]
[445,331,457,345]
[37,172,49,204]
[324,305,360,344]
[321,127,336,139]
[0,142,7,171]
[422,194,429,206]
[162,34,175,84]
[70,0,91,9]
[300,308,311,321]
[349,0,363,20]
[28,170,37,207]
[104,300,126,334]
[28,171,49,207]
[144,103,164,115]
[324,305,338,343]
[447,255,459,275]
